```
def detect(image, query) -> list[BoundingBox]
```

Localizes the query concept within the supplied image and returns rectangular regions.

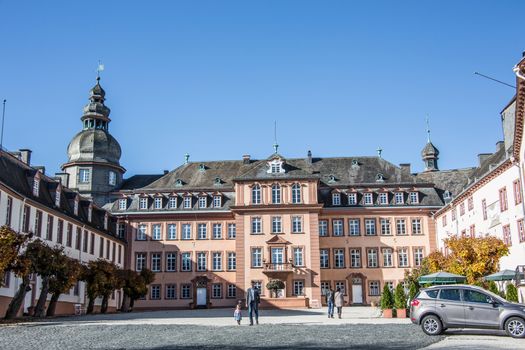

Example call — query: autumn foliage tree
[128,269,155,311]
[423,236,509,284]
[82,259,122,314]
[0,225,31,286]
[46,254,82,317]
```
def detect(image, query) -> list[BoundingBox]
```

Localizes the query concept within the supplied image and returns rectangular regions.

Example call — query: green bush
[408,281,419,302]
[266,279,285,297]
[506,284,519,303]
[380,285,394,310]
[394,283,407,310]
[488,281,499,295]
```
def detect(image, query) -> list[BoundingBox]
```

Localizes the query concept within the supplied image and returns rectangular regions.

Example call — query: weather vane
[426,115,431,143]
[96,60,105,80]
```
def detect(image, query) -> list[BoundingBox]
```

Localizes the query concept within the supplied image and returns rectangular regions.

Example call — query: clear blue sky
[1,0,524,176]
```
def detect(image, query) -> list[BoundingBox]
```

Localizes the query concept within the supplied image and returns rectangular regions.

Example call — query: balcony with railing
[263,262,294,274]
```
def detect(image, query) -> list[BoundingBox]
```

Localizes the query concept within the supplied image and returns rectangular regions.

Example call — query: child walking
[234,303,242,325]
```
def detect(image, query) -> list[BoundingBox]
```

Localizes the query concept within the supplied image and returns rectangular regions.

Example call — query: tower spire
[273,121,279,154]
[426,115,431,143]
[96,60,104,81]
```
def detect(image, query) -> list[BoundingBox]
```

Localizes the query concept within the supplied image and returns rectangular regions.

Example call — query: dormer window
[214,177,222,185]
[364,193,373,205]
[139,197,148,210]
[332,193,341,206]
[175,179,183,187]
[328,175,336,183]
[395,192,404,205]
[183,196,192,209]
[351,159,359,166]
[199,164,206,172]
[33,175,40,197]
[267,158,285,174]
[213,195,222,208]
[55,187,61,207]
[74,197,79,216]
[168,196,177,209]
[118,198,127,210]
[378,192,388,205]
[199,196,207,209]
[444,191,451,200]
[154,197,163,209]
[88,205,93,222]
[104,214,108,230]
[376,173,384,182]
[347,193,357,205]
[410,192,419,204]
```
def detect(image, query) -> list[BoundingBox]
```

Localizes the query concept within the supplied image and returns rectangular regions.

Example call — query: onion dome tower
[421,119,439,172]
[61,76,125,206]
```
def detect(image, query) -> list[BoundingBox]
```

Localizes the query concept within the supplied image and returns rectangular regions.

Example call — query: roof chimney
[163,170,169,175]
[19,149,32,165]
[477,153,492,167]
[55,172,69,187]
[34,166,45,175]
[242,154,251,165]
[496,141,505,152]
[399,163,411,176]
[307,150,312,165]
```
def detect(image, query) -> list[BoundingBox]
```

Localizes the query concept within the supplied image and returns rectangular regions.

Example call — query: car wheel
[421,315,443,336]
[505,317,525,338]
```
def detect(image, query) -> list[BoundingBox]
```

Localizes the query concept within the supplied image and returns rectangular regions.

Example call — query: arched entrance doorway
[191,276,211,309]
[346,273,367,305]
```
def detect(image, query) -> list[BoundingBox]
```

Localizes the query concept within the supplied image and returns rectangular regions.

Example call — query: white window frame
[272,216,282,233]
[291,183,301,204]
[365,219,376,235]
[213,195,222,208]
[183,196,192,209]
[332,193,341,206]
[367,248,378,268]
[395,192,404,204]
[168,197,177,209]
[379,192,388,205]
[118,199,127,210]
[292,216,302,233]
[349,219,360,236]
[109,171,117,186]
[213,223,222,239]
[212,252,222,271]
[251,248,262,267]
[199,196,207,209]
[380,218,391,235]
[197,252,207,271]
[293,247,304,266]
[227,223,236,239]
[252,185,261,204]
[182,224,191,240]
[333,219,343,236]
[382,248,393,267]
[139,197,148,210]
[167,224,177,240]
[151,253,161,272]
[152,224,162,240]
[320,249,329,268]
[410,191,419,204]
[137,225,147,240]
[319,220,328,236]
[198,223,207,239]
[347,193,357,205]
[79,169,90,184]
[166,252,177,272]
[350,248,361,268]
[181,252,192,271]
[227,252,236,270]
[154,197,162,209]
[272,184,281,204]
[251,217,262,234]
[364,193,373,205]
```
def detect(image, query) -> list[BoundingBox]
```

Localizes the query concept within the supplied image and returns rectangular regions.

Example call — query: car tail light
[411,299,420,307]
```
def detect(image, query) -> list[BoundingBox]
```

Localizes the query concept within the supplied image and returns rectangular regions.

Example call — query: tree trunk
[101,294,109,314]
[86,296,95,314]
[5,275,30,319]
[129,297,135,311]
[33,276,50,318]
[120,293,129,312]
[46,292,60,317]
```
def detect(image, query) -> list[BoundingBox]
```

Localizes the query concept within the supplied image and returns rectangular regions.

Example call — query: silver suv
[410,284,525,338]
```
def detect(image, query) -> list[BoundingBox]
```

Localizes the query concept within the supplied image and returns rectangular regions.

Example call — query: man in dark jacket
[246,281,261,325]
[325,286,335,318]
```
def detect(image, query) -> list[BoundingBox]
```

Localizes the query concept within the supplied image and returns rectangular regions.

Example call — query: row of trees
[0,225,154,319]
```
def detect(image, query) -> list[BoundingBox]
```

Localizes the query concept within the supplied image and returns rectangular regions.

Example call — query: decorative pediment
[266,235,291,245]
[267,157,286,174]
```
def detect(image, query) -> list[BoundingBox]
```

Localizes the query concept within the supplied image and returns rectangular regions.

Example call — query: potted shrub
[266,279,285,298]
[394,283,407,318]
[506,283,519,303]
[488,281,499,295]
[380,285,394,318]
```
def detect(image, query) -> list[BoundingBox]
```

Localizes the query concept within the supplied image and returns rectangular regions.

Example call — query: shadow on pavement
[443,328,507,337]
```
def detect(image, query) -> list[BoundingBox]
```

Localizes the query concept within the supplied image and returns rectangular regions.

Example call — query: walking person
[246,281,261,325]
[334,287,345,319]
[233,303,242,325]
[325,286,335,318]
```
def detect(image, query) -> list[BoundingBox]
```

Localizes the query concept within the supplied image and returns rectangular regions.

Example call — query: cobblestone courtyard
[0,308,522,349]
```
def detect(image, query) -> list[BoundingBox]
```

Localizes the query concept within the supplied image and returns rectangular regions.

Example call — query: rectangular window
[66,223,72,247]
[293,247,304,266]
[320,249,329,268]
[411,218,422,235]
[394,192,404,204]
[22,205,30,233]
[467,196,474,211]
[152,224,162,240]
[228,223,236,239]
[212,252,222,271]
[139,197,148,210]
[335,281,346,295]
[369,281,380,296]
[367,248,378,268]
[213,223,222,239]
[33,179,40,197]
[364,219,376,235]
[168,197,177,209]
[137,224,147,240]
[459,202,465,216]
[118,199,127,210]
[136,253,146,271]
[82,230,88,253]
[334,248,345,268]
[117,223,126,238]
[332,219,344,236]
[251,248,262,268]
[150,285,161,300]
[442,215,447,227]
[364,193,373,205]
[321,281,330,296]
[382,248,393,267]
[198,196,207,209]
[151,253,161,272]
[183,196,192,209]
[378,192,388,205]
[212,284,222,299]
[106,239,110,260]
[227,284,237,298]
[251,280,263,296]
[213,195,222,208]
[197,252,207,271]
[482,199,487,220]
[348,219,360,236]
[181,252,192,271]
[319,220,328,236]
[75,227,82,250]
[518,219,525,243]
[46,215,54,241]
[182,224,191,240]
[227,252,236,270]
[181,284,192,299]
[396,219,406,235]
[57,219,64,244]
[79,169,90,183]
[35,210,43,237]
[414,247,424,267]
[514,180,522,205]
[499,187,508,212]
[272,216,282,233]
[293,280,305,296]
[99,237,104,258]
[198,223,207,239]
[503,224,512,246]
[109,171,117,186]
[469,224,475,238]
[409,192,419,204]
[166,252,177,272]
[272,185,281,204]
[291,216,302,233]
[154,197,162,209]
[398,248,409,267]
[118,245,122,264]
[167,224,177,240]
[166,284,177,299]
[380,218,391,235]
[350,248,361,268]
[332,193,341,206]
[251,217,262,234]
[347,193,357,205]
[451,207,457,221]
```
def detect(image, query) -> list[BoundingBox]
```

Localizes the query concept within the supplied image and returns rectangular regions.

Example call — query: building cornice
[61,160,126,173]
